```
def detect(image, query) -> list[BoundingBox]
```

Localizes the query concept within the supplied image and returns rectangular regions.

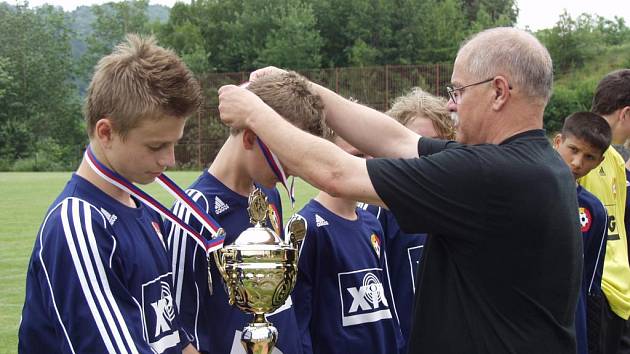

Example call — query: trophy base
[241,320,278,354]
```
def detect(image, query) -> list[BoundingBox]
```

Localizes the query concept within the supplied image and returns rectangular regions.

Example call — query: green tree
[255,1,322,69]
[538,11,604,74]
[80,0,150,79]
[0,3,83,167]
[396,0,467,64]
[159,0,323,72]
[460,0,518,25]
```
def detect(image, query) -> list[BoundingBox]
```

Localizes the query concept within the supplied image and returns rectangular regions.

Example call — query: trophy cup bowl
[213,189,300,354]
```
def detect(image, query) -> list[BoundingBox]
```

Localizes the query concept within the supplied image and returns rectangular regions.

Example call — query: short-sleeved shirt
[291,199,403,354]
[165,171,301,354]
[366,130,582,354]
[19,174,188,354]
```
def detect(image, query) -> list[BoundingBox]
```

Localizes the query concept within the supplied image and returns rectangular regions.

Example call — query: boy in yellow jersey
[578,69,630,354]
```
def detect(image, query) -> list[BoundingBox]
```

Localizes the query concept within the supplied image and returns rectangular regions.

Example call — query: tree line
[0,0,628,171]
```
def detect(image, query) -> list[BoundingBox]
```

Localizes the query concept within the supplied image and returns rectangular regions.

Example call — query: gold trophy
[213,188,304,354]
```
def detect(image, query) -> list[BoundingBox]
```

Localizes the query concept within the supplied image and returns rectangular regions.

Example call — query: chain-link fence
[176,63,453,169]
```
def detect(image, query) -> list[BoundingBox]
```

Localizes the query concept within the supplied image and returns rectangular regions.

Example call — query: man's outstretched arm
[249,66,421,159]
[218,84,386,207]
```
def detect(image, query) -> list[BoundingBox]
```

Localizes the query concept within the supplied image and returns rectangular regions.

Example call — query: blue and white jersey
[292,199,402,354]
[576,185,607,354]
[19,174,186,354]
[166,171,301,354]
[361,204,426,353]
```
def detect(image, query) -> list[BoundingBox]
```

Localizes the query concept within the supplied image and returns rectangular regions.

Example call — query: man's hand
[218,84,272,130]
[249,66,286,82]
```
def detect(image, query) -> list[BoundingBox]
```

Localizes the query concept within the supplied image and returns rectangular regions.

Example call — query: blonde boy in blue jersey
[19,34,202,354]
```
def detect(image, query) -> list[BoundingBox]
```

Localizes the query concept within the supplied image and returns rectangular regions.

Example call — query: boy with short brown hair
[167,70,324,354]
[554,111,611,354]
[19,34,201,354]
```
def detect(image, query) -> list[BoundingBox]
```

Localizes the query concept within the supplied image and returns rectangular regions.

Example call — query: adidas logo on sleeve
[214,196,229,215]
[315,214,329,227]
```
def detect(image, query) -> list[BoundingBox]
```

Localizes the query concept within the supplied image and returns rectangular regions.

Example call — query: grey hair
[457,27,553,103]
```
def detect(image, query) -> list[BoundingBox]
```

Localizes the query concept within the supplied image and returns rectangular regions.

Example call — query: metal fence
[176,63,453,168]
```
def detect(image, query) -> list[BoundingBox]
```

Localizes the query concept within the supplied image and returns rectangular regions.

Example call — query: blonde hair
[232,71,325,137]
[387,87,455,140]
[84,34,201,138]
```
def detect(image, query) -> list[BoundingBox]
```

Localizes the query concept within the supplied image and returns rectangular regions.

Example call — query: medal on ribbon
[240,81,296,208]
[84,146,226,254]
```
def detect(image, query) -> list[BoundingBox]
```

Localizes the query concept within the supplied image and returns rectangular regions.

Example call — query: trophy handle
[286,215,307,253]
[212,251,235,304]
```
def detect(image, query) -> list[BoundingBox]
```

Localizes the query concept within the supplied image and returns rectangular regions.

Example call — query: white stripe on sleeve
[61,199,119,354]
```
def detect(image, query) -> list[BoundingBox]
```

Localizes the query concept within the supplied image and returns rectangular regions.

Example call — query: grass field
[0,171,318,353]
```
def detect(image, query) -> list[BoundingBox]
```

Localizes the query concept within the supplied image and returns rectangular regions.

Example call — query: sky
[20,0,630,32]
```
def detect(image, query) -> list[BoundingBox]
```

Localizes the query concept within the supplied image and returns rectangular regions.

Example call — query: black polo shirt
[367,130,581,353]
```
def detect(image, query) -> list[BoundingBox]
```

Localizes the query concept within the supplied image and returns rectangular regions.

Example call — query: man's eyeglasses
[446,78,494,104]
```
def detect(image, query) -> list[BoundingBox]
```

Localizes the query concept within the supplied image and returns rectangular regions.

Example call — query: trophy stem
[241,315,278,354]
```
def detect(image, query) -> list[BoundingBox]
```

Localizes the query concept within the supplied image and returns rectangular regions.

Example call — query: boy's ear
[242,128,257,150]
[94,117,115,148]
[552,133,562,148]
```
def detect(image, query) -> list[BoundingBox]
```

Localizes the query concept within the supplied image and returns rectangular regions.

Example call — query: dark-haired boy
[166,71,325,354]
[579,69,630,354]
[553,111,612,354]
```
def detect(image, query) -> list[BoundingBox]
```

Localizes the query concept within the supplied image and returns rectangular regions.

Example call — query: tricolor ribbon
[85,146,225,253]
[240,81,295,208]
[256,138,295,207]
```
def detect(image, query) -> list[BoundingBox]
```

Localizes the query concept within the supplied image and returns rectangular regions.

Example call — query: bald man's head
[456,27,553,105]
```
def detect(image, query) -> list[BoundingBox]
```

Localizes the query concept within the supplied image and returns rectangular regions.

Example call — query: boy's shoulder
[577,185,607,233]
[577,185,605,211]
[188,171,281,211]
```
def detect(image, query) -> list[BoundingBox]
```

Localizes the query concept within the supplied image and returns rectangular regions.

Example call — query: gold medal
[247,188,269,226]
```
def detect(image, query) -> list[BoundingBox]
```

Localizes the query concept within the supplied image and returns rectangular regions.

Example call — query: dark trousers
[589,294,629,354]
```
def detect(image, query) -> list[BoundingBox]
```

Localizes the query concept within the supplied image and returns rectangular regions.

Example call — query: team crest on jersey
[338,268,392,327]
[599,167,606,176]
[370,234,381,258]
[142,273,180,353]
[579,207,592,232]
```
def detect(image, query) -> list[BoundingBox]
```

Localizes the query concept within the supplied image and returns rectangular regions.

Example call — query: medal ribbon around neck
[256,137,295,208]
[240,81,295,208]
[85,146,225,253]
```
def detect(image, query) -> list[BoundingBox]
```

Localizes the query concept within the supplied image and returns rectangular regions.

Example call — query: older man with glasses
[217,27,581,354]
